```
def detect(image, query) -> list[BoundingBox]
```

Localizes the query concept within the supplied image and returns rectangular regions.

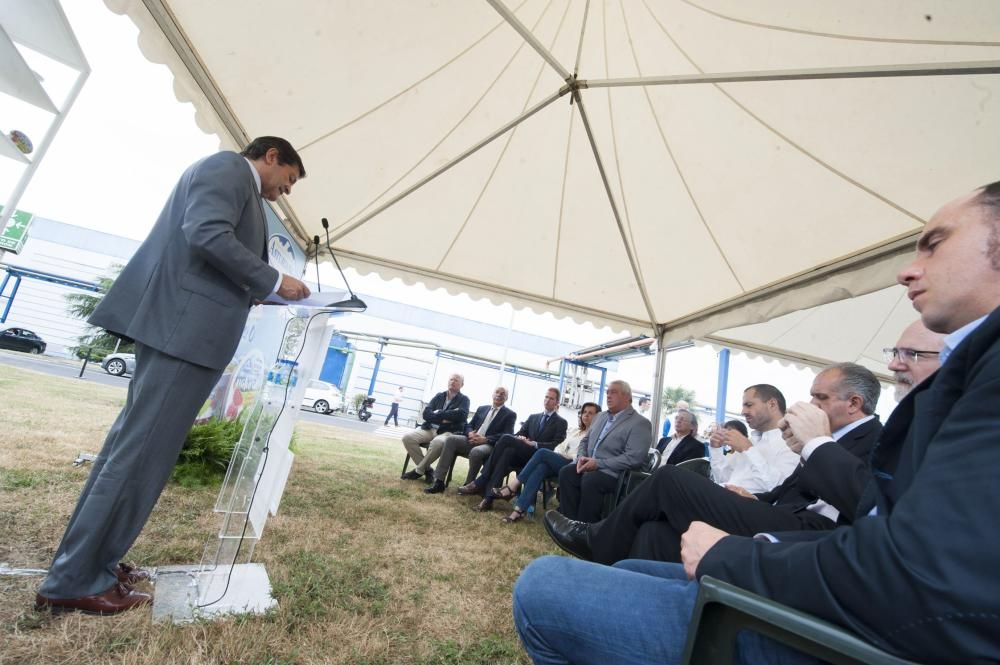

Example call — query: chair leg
[445,456,455,487]
[401,454,411,479]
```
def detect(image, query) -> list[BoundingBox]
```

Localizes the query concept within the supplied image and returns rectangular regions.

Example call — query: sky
[0,2,897,418]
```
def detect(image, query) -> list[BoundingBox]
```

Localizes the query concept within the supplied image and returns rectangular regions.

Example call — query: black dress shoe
[543,510,593,561]
[424,480,446,494]
[424,469,435,483]
[401,470,422,480]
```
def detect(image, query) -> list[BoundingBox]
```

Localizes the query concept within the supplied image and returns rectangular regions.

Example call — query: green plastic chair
[681,577,919,665]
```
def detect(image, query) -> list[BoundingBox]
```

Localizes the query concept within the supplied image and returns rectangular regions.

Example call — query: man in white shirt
[708,384,798,494]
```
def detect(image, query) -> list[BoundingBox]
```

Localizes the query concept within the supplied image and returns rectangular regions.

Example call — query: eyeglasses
[882,347,940,363]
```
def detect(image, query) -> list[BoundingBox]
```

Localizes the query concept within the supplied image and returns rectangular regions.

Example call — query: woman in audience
[495,402,601,524]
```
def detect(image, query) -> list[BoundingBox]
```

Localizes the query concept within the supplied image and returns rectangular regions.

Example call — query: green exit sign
[0,207,34,254]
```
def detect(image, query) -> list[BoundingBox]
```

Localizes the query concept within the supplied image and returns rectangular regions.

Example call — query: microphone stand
[320,217,367,312]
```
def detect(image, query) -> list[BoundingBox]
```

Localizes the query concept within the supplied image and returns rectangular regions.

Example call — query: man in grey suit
[35,137,311,615]
[556,380,651,522]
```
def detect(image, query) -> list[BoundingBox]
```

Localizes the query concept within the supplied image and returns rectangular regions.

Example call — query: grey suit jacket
[577,407,651,478]
[90,151,279,370]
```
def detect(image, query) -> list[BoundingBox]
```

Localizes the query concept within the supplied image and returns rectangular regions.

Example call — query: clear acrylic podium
[153,304,338,623]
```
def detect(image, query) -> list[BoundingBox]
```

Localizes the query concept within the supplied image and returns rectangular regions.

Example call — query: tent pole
[650,327,668,440]
[580,60,1000,89]
[330,87,569,243]
[484,0,572,81]
[573,90,659,328]
[715,348,731,424]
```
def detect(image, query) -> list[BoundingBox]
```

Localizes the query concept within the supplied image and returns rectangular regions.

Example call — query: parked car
[302,380,344,415]
[102,352,136,376]
[0,327,46,354]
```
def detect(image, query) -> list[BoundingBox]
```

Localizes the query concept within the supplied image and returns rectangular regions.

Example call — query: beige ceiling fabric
[107,0,1000,356]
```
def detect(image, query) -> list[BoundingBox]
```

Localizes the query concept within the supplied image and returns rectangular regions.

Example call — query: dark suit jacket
[699,305,1000,663]
[420,390,470,435]
[514,411,568,450]
[658,434,706,466]
[463,404,516,444]
[91,152,278,370]
[755,416,882,522]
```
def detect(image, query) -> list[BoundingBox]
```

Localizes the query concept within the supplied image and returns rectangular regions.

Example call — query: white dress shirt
[710,427,799,494]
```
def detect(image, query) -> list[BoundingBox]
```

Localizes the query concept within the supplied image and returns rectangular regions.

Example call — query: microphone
[313,235,321,292]
[319,217,367,312]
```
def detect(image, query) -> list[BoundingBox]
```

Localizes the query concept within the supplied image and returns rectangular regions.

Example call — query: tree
[65,265,134,360]
[661,385,696,410]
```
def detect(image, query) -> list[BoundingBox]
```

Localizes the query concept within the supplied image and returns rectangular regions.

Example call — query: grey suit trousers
[40,343,223,598]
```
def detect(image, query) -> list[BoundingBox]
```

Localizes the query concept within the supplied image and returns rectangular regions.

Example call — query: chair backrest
[675,457,711,478]
[643,449,662,473]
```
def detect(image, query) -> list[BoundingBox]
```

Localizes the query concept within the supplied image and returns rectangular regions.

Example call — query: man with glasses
[884,320,946,401]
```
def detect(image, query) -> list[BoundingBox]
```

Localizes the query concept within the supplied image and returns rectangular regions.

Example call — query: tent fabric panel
[637,1,1000,78]
[710,285,917,374]
[0,0,89,71]
[0,25,58,113]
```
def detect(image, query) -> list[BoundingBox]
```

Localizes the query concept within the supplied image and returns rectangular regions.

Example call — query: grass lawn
[0,365,562,664]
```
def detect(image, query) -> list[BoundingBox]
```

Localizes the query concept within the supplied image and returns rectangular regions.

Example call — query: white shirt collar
[244,157,262,196]
[940,315,987,365]
[832,414,874,441]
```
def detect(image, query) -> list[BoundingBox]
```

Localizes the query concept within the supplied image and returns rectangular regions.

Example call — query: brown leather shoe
[116,563,151,584]
[456,482,482,496]
[35,583,152,615]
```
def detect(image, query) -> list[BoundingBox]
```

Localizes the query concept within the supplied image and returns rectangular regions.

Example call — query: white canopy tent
[106,0,998,395]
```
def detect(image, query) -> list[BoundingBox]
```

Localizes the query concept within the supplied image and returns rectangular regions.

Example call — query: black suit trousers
[557,464,620,523]
[478,434,536,492]
[590,464,834,565]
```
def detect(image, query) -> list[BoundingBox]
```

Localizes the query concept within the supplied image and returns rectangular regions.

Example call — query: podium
[153,304,339,623]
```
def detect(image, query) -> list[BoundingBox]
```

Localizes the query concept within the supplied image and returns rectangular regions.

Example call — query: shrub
[172,417,243,487]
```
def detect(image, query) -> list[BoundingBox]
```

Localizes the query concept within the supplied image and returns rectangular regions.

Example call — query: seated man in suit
[457,387,567,510]
[516,182,1000,664]
[545,363,886,564]
[707,384,799,494]
[655,409,705,465]
[887,318,947,400]
[557,380,652,523]
[424,386,516,494]
[401,373,470,482]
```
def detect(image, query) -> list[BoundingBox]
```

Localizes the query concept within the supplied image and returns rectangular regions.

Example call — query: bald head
[888,320,946,401]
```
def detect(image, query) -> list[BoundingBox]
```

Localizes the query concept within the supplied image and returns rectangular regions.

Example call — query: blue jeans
[514,449,571,513]
[513,556,821,665]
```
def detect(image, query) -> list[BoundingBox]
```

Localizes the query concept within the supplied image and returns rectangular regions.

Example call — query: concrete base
[152,563,277,623]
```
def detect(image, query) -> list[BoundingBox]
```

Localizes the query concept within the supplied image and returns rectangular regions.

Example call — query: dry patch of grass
[0,366,561,664]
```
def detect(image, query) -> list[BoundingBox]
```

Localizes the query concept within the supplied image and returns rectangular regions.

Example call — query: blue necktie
[537,414,548,438]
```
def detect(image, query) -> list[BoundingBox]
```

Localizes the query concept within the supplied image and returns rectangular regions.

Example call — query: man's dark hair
[723,419,749,437]
[638,396,650,406]
[975,180,1000,269]
[547,387,561,400]
[241,136,306,177]
[745,383,786,414]
[825,362,881,415]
